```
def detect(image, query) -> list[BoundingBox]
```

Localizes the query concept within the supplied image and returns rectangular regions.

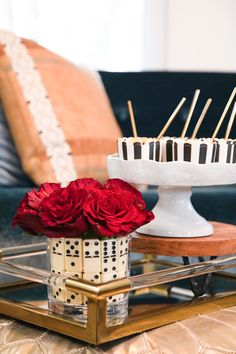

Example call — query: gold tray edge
[0,282,235,344]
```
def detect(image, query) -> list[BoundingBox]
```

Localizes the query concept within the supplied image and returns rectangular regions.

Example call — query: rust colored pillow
[0,30,122,185]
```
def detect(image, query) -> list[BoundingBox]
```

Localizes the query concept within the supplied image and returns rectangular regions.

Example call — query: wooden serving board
[131,222,236,257]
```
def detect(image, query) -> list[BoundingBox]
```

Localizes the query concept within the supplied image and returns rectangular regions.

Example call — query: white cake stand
[107,154,236,238]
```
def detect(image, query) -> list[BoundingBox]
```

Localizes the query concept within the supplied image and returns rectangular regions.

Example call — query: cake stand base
[138,186,213,237]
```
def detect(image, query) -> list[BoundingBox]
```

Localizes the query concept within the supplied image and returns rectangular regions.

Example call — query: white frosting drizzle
[0,30,77,183]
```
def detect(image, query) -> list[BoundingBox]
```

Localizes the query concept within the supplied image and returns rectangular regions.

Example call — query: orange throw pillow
[0,30,121,185]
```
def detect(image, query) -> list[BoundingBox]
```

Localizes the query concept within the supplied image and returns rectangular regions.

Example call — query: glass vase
[47,235,130,326]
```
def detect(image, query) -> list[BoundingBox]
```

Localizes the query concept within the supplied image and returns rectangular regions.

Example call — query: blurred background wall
[0,0,235,72]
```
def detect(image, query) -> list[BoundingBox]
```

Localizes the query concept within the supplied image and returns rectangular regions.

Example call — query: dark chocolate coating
[215,142,220,162]
[174,142,178,161]
[211,142,217,162]
[133,142,142,159]
[166,139,173,162]
[122,141,128,160]
[184,143,192,162]
[233,141,236,163]
[155,141,160,161]
[149,141,155,160]
[227,141,233,163]
[199,144,207,164]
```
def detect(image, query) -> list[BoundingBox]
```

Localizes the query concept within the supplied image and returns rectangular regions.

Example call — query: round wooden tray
[131,222,236,257]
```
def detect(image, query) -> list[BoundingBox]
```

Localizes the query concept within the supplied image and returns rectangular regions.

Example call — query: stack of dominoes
[48,236,129,306]
[119,88,236,164]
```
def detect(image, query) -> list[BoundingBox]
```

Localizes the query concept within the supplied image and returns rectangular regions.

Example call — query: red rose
[105,178,148,211]
[39,187,88,237]
[84,189,154,237]
[105,179,142,199]
[67,178,103,191]
[12,182,60,234]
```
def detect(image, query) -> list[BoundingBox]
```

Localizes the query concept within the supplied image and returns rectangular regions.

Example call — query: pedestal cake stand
[107,154,236,237]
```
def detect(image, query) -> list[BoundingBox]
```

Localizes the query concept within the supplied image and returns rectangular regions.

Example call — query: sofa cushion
[0,30,121,185]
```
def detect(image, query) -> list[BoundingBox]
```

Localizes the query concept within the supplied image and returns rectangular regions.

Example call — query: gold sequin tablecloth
[1,307,236,353]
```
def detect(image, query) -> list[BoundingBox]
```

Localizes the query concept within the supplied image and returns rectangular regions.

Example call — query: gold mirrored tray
[0,240,236,344]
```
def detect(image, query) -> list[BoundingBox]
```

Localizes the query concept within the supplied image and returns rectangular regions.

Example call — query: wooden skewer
[211,87,236,141]
[190,98,212,139]
[127,100,138,138]
[181,89,200,138]
[157,97,186,140]
[225,102,236,140]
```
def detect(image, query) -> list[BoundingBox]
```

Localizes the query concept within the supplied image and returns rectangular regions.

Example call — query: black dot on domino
[75,250,79,255]
[53,247,56,251]
[104,242,107,246]
[104,268,108,272]
[54,295,56,299]
[75,274,78,277]
[66,241,70,245]
[121,241,123,245]
[112,258,116,262]
[112,241,116,245]
[112,251,116,255]
[94,275,99,279]
[59,240,62,244]
[109,296,112,299]
[66,250,70,254]
[59,288,61,292]
[104,252,107,256]
[67,299,71,303]
[75,241,79,245]
[85,251,89,255]
[113,274,117,279]
[112,246,116,250]
[94,241,99,246]
[71,262,75,266]
[112,298,117,302]
[125,248,128,252]
[56,243,58,247]
[70,245,74,250]
[85,242,89,246]
[112,267,116,271]
[95,251,99,255]
[104,259,108,263]
[56,292,59,296]
[71,295,75,299]
[104,247,107,251]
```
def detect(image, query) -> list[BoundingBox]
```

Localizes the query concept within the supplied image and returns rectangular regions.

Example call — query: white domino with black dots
[49,238,65,272]
[117,237,129,278]
[49,271,66,302]
[65,239,83,273]
[64,272,83,305]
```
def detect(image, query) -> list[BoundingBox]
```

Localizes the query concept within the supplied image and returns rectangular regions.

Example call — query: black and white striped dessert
[213,138,236,163]
[117,137,236,164]
[117,137,162,161]
[162,137,236,164]
[161,138,214,164]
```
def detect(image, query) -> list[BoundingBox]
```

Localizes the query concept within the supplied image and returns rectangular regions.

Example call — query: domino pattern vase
[47,235,130,326]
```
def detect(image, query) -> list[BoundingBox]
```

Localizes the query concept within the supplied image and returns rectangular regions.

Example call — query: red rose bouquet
[13,178,154,238]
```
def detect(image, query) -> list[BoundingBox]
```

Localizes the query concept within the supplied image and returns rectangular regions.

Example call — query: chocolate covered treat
[117,137,162,161]
[117,137,236,164]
